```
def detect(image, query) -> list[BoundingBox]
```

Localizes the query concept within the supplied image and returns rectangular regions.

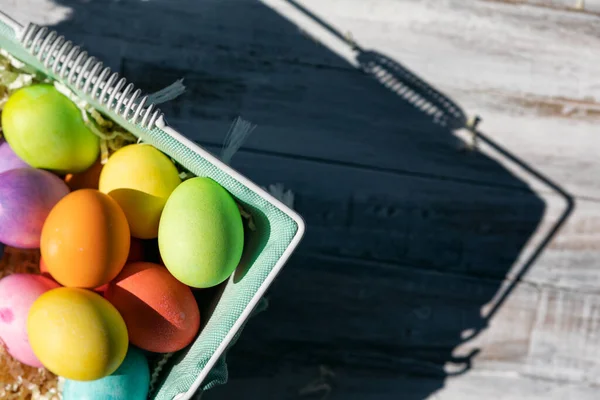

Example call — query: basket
[0,11,305,400]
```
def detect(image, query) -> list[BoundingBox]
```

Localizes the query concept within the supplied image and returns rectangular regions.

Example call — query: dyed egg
[62,346,150,400]
[40,257,108,294]
[1,84,99,174]
[38,257,49,276]
[99,144,181,239]
[105,262,200,353]
[64,157,104,191]
[27,287,129,381]
[158,177,244,288]
[40,189,130,288]
[0,274,60,367]
[0,168,70,249]
[0,138,29,174]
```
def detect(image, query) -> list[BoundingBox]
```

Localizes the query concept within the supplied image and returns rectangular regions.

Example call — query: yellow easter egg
[99,144,181,239]
[27,287,129,381]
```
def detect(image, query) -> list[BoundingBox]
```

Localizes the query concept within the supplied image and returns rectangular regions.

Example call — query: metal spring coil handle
[18,22,163,130]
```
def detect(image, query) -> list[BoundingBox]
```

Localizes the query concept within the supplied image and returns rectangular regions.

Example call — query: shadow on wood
[43,0,571,398]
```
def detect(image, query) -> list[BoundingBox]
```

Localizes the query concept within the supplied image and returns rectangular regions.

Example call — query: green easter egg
[158,177,244,288]
[1,84,99,174]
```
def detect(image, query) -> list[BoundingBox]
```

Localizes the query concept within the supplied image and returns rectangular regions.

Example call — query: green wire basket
[0,11,305,400]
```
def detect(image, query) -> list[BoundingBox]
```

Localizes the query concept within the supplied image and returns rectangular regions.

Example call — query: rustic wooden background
[3,0,600,398]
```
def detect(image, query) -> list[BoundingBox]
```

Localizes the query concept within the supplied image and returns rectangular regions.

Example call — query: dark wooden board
[4,0,600,398]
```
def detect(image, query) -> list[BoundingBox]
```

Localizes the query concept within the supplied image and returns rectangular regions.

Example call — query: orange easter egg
[39,257,49,275]
[105,262,200,353]
[40,189,130,288]
[41,257,109,294]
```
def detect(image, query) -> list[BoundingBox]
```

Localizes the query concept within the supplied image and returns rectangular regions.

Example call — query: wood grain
[204,367,600,400]
[484,0,600,13]
[3,0,600,398]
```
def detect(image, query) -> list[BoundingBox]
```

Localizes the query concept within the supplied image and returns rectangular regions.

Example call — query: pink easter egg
[0,273,60,367]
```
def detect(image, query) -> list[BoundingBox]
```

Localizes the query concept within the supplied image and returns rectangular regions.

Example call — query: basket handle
[0,11,25,39]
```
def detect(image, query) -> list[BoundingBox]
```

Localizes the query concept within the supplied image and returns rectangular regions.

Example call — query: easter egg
[105,262,200,353]
[1,84,100,174]
[38,257,49,276]
[40,189,130,288]
[0,168,70,249]
[158,177,244,288]
[0,274,60,367]
[0,138,29,174]
[62,346,150,400]
[40,257,108,294]
[99,144,181,239]
[27,287,129,381]
[64,157,103,191]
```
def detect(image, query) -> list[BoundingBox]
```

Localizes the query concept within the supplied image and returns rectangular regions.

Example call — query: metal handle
[13,22,163,129]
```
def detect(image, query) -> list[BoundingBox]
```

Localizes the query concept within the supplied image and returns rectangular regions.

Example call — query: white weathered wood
[203,365,600,400]
[3,1,600,398]
[277,0,600,199]
[486,0,600,13]
[526,288,600,384]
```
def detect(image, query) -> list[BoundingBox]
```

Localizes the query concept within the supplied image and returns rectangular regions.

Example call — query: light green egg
[158,177,244,288]
[1,84,99,174]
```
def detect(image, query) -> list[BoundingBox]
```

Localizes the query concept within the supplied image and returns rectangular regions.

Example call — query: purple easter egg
[0,168,70,249]
[0,139,29,174]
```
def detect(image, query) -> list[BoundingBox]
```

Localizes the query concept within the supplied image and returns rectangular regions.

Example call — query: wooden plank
[0,0,72,27]
[204,368,600,399]
[225,146,543,279]
[125,46,536,192]
[527,288,600,384]
[199,252,598,398]
[193,144,600,293]
[484,0,600,13]
[211,252,538,377]
[5,0,599,199]
[4,1,600,398]
[261,0,600,199]
[196,252,600,397]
